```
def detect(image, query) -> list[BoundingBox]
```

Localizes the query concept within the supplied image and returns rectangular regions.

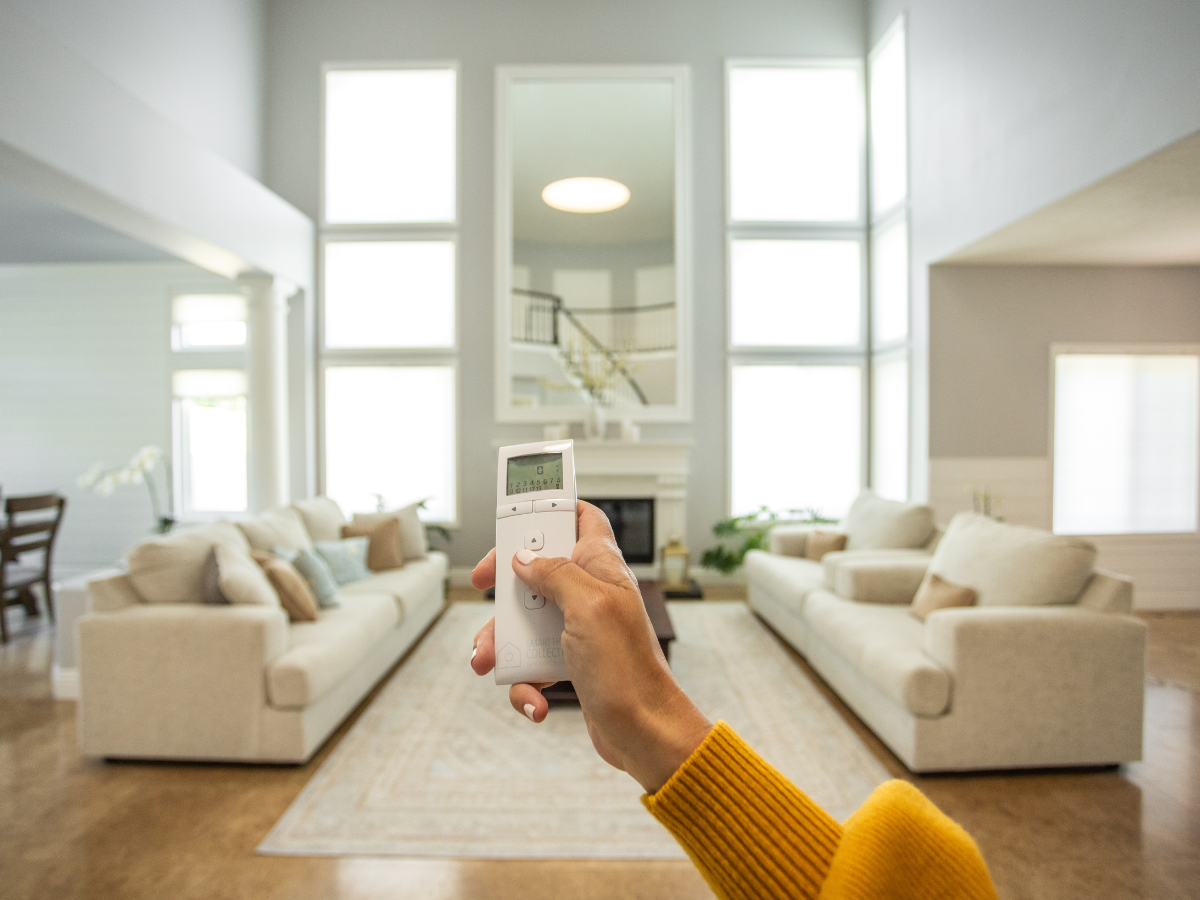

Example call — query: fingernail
[523,703,536,721]
[516,549,541,565]
[471,647,477,661]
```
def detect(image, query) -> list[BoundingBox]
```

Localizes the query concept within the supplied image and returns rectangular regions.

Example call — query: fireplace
[583,498,655,563]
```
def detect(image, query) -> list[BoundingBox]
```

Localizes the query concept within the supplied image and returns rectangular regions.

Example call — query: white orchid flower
[95,474,117,497]
[77,462,105,489]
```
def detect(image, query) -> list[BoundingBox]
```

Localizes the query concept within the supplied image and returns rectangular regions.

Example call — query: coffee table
[544,580,676,704]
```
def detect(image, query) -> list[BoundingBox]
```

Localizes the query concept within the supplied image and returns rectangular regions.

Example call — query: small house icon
[496,642,523,669]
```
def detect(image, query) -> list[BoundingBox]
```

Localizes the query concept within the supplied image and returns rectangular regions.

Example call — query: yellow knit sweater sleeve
[642,721,998,900]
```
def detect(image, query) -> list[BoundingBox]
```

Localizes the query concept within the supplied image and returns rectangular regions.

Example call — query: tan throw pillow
[805,530,848,561]
[252,552,319,622]
[341,518,404,571]
[291,497,347,542]
[910,572,976,622]
[237,507,314,554]
[353,502,427,560]
[215,544,279,606]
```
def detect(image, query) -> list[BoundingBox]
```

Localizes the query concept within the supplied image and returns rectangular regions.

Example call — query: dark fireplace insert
[581,497,655,564]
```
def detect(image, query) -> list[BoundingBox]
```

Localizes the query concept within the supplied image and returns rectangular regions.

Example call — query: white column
[240,273,291,511]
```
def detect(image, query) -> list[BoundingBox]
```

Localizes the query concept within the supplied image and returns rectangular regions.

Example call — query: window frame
[317,62,461,526]
[724,58,868,517]
[1049,342,1200,537]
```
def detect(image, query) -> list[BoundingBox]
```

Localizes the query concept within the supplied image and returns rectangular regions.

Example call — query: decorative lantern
[660,537,690,590]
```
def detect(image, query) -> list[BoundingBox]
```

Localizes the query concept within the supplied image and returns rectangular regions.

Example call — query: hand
[470,501,712,793]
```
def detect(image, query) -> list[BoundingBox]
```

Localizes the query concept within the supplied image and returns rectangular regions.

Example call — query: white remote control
[494,440,577,685]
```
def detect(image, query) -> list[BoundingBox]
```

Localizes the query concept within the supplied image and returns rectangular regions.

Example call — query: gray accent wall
[262,0,865,570]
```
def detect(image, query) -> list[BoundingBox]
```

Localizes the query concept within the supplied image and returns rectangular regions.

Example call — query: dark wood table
[544,580,676,704]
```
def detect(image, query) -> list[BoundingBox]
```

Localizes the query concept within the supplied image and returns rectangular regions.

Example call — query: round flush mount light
[541,177,630,213]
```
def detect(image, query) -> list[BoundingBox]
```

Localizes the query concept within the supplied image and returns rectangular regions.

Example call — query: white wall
[927,264,1200,609]
[262,0,865,571]
[0,0,265,177]
[868,0,1200,498]
[0,263,242,573]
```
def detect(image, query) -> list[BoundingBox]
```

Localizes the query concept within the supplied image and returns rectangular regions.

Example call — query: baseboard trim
[52,665,79,700]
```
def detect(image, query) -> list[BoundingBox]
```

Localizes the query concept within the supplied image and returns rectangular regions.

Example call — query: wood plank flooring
[0,592,1195,899]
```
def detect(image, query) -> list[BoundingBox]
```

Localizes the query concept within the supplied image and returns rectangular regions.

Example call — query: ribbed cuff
[643,721,843,900]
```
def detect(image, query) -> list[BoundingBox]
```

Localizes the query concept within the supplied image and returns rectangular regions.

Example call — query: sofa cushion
[743,550,825,616]
[214,544,279,606]
[126,522,250,604]
[803,589,951,717]
[841,492,937,551]
[339,552,448,619]
[237,507,313,554]
[822,550,931,604]
[291,496,347,542]
[266,592,399,708]
[930,513,1097,607]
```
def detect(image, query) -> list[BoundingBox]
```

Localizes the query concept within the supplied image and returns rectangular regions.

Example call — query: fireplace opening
[583,497,655,564]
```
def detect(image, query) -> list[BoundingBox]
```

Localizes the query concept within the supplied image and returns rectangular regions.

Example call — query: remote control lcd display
[507,452,563,495]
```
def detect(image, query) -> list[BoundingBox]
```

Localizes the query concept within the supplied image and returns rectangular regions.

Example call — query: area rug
[258,602,889,859]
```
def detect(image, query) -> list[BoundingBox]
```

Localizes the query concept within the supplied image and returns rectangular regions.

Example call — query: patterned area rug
[259,602,889,859]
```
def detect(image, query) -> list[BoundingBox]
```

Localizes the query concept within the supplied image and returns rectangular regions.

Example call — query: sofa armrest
[768,525,814,557]
[78,604,289,759]
[823,554,930,604]
[924,607,1146,762]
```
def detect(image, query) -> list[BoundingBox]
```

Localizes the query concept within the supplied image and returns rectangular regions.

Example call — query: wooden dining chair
[0,493,67,643]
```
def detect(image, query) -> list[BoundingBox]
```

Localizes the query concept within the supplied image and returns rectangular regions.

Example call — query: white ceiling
[511,80,675,245]
[0,176,174,264]
[941,129,1200,266]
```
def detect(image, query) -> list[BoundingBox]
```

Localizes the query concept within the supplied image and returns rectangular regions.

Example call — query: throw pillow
[352,501,428,560]
[341,518,404,571]
[805,530,848,561]
[910,572,976,622]
[201,547,228,604]
[314,537,371,585]
[291,496,347,542]
[840,491,937,551]
[252,552,319,622]
[214,544,280,606]
[274,546,340,609]
[237,507,313,554]
[126,522,249,604]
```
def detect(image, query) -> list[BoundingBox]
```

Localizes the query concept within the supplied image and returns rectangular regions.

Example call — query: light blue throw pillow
[274,545,339,609]
[313,537,371,586]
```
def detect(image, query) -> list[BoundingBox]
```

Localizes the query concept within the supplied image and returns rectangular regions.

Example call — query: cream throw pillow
[215,544,280,606]
[841,491,937,551]
[237,507,313,554]
[353,502,428,560]
[126,522,250,604]
[929,513,1097,607]
[909,572,976,622]
[291,497,347,543]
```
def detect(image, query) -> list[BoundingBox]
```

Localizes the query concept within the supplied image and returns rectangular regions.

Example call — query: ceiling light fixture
[541,177,630,213]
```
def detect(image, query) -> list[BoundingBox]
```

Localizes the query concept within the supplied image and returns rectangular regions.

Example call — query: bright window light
[1054,353,1199,534]
[871,218,908,346]
[324,241,455,349]
[731,364,861,518]
[172,369,247,514]
[871,355,908,501]
[325,68,456,224]
[870,25,908,217]
[542,177,630,213]
[324,366,456,521]
[730,239,861,347]
[172,293,246,349]
[729,66,861,222]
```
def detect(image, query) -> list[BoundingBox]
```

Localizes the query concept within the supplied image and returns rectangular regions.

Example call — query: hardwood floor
[0,594,1196,899]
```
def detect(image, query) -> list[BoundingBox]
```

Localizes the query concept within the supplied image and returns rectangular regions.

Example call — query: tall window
[170,293,248,516]
[321,64,459,522]
[1053,348,1199,535]
[726,60,866,519]
[868,17,910,501]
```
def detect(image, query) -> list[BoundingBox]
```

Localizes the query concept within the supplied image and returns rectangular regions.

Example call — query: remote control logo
[496,642,523,669]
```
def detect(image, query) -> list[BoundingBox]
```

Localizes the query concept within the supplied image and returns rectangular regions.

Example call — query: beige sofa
[747,493,1146,773]
[77,499,446,763]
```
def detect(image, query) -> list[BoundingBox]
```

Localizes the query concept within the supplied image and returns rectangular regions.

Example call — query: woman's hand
[470,501,712,793]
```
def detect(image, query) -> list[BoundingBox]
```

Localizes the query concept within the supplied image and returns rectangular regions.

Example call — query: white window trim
[867,12,910,226]
[317,62,461,525]
[1049,342,1200,537]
